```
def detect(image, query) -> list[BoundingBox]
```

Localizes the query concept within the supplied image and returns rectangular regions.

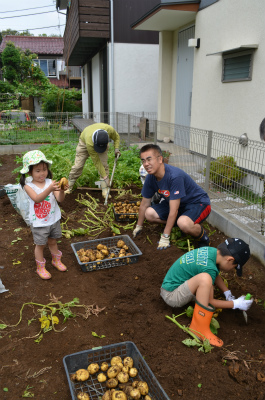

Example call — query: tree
[1,42,51,99]
[41,86,82,113]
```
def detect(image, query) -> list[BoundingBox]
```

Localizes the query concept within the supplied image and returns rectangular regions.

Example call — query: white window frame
[34,59,56,77]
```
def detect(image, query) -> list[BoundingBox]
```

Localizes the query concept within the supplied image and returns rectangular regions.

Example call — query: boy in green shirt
[161,238,253,347]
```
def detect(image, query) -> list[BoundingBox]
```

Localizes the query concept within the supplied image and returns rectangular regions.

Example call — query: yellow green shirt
[80,123,120,177]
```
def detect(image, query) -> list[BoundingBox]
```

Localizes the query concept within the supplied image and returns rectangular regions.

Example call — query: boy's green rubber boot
[189,300,223,347]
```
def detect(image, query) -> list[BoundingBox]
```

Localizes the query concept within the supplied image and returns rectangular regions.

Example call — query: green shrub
[204,156,246,188]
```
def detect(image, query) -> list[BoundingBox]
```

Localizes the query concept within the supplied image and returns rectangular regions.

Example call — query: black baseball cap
[93,130,109,153]
[220,238,250,276]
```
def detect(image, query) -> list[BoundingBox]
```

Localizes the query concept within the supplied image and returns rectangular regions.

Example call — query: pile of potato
[76,240,132,264]
[113,201,141,219]
[71,355,151,400]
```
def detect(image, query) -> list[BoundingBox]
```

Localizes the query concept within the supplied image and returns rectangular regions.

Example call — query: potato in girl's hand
[59,177,69,190]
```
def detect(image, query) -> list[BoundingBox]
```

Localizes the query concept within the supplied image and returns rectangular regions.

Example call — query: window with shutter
[222,50,253,82]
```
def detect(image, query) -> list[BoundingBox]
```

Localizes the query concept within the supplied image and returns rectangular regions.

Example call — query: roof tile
[0,36,64,55]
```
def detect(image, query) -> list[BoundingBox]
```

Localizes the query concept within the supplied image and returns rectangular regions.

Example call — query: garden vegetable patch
[0,154,265,400]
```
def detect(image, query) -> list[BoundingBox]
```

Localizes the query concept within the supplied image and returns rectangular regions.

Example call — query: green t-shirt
[162,247,219,292]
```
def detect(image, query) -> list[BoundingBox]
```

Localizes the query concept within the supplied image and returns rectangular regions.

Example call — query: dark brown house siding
[113,0,159,44]
[64,0,110,66]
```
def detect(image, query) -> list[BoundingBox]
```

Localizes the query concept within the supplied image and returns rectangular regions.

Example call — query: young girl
[20,150,68,280]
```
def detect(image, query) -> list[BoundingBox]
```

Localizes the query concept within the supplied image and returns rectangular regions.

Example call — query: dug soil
[1,154,265,400]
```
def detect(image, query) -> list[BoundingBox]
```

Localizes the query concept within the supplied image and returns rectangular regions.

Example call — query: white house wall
[81,65,89,115]
[190,0,265,141]
[92,53,101,113]
[113,43,159,113]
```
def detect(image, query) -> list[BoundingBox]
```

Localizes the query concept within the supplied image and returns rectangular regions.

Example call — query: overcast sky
[0,1,66,37]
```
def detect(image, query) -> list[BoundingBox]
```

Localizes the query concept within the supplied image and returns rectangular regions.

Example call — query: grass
[0,127,79,145]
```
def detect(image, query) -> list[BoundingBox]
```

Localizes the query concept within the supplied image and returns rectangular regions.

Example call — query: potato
[77,392,90,400]
[122,366,130,373]
[75,369,89,381]
[107,365,121,378]
[123,385,134,397]
[106,378,119,388]
[123,357,133,368]
[111,356,123,366]
[129,368,138,378]
[145,396,152,400]
[90,253,96,261]
[97,244,105,250]
[101,362,109,372]
[132,381,139,388]
[102,390,113,400]
[96,251,104,260]
[117,240,125,248]
[117,372,129,383]
[137,382,149,396]
[130,389,141,400]
[59,177,68,190]
[98,373,107,382]
[101,249,109,256]
[87,363,99,375]
[112,390,127,400]
[122,245,129,251]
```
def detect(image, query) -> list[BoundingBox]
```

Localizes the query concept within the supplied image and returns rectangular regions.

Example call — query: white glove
[233,295,253,311]
[224,290,235,301]
[100,179,111,198]
[133,225,143,238]
[115,149,121,157]
[157,234,170,250]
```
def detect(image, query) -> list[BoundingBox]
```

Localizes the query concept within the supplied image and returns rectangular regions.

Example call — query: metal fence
[1,110,265,236]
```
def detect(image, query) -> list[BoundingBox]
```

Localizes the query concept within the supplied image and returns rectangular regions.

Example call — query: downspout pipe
[110,0,115,119]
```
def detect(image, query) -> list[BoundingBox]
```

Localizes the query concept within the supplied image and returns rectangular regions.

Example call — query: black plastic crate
[71,235,142,272]
[113,201,139,222]
[63,341,170,400]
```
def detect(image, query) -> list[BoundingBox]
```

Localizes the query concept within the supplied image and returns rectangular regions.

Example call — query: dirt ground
[1,153,265,400]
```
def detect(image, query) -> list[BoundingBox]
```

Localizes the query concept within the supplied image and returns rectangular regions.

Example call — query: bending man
[133,144,211,250]
[67,123,120,197]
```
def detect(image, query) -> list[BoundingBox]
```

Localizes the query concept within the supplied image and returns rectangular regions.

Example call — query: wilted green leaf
[92,331,106,339]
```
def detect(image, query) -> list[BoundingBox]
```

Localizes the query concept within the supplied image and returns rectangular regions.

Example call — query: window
[34,59,56,77]
[222,51,254,82]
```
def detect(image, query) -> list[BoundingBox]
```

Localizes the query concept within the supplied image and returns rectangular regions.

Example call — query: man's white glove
[115,149,121,157]
[157,234,170,250]
[224,290,235,301]
[133,225,143,238]
[100,179,111,198]
[232,295,253,311]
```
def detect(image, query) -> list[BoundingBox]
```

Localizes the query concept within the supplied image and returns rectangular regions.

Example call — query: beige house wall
[190,0,265,141]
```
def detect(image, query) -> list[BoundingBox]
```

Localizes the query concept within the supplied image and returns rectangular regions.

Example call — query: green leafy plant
[22,385,34,398]
[204,156,246,188]
[162,150,171,160]
[13,143,142,189]
[92,331,106,339]
[41,86,82,113]
[165,306,219,353]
